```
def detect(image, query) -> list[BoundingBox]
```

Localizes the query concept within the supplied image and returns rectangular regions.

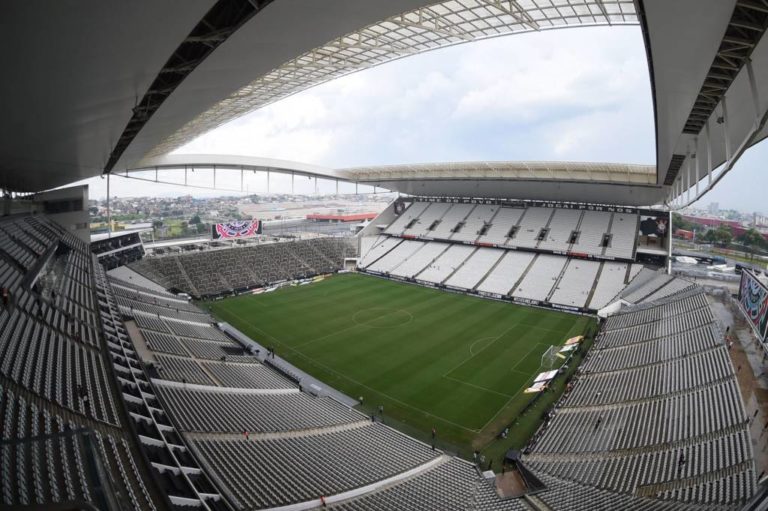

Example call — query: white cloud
[178,26,653,169]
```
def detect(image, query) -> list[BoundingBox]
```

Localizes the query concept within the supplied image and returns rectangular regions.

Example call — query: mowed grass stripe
[208,273,593,448]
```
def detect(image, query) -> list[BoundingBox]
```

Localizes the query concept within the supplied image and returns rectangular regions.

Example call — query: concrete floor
[708,291,768,481]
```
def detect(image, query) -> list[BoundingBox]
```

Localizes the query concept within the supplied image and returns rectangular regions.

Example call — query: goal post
[540,345,561,370]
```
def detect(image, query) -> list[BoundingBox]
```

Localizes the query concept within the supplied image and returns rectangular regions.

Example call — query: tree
[190,214,201,225]
[712,225,732,247]
[738,228,766,260]
[152,220,164,229]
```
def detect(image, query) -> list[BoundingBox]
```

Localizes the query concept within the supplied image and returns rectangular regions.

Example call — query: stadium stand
[390,241,449,278]
[476,250,536,296]
[444,247,505,290]
[1,210,755,511]
[477,206,525,245]
[549,259,602,308]
[538,208,582,252]
[508,207,554,249]
[130,237,355,298]
[452,204,498,243]
[524,286,755,507]
[511,254,567,302]
[190,423,440,510]
[416,245,476,284]
[360,200,656,311]
[383,200,640,261]
[91,232,145,270]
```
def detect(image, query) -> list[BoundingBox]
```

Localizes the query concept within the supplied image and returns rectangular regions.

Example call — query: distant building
[708,202,719,214]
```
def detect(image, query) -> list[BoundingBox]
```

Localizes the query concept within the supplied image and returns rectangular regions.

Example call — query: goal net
[540,345,561,370]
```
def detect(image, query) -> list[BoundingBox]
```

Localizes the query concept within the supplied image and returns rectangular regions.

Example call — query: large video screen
[211,220,262,240]
[738,269,768,342]
[638,214,669,239]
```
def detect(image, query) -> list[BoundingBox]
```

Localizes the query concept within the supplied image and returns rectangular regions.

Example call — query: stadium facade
[1,1,767,510]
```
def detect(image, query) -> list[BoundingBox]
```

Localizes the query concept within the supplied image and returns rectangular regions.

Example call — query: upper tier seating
[508,207,553,249]
[0,215,161,510]
[384,201,639,260]
[451,204,498,243]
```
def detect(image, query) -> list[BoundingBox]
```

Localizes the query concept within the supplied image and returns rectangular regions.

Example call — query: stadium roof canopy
[1,1,767,208]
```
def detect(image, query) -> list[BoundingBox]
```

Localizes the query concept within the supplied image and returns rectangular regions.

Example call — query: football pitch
[207,273,594,453]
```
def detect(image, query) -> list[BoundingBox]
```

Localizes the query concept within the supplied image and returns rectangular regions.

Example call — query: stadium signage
[737,269,768,343]
[211,220,262,240]
[399,196,664,217]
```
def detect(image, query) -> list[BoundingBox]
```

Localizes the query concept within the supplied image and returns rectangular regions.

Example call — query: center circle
[352,307,413,328]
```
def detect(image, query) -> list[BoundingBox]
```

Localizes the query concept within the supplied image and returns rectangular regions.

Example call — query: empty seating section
[566,348,734,407]
[0,385,156,510]
[130,237,354,298]
[190,424,439,509]
[642,278,697,303]
[416,245,475,284]
[154,355,214,385]
[0,302,119,425]
[384,201,430,235]
[508,207,553,249]
[330,458,484,511]
[600,309,714,349]
[581,325,722,374]
[117,294,209,323]
[476,251,535,296]
[0,215,161,510]
[134,313,171,333]
[179,337,254,362]
[382,201,641,266]
[452,204,497,242]
[154,384,360,433]
[367,240,424,273]
[604,288,710,330]
[587,262,629,310]
[429,203,473,239]
[621,273,675,304]
[538,209,582,252]
[549,259,601,308]
[390,242,448,278]
[444,248,504,290]
[477,207,524,245]
[202,362,295,390]
[111,281,198,312]
[166,321,230,342]
[572,210,612,257]
[358,236,402,268]
[604,213,637,259]
[141,330,188,355]
[512,255,566,302]
[403,202,451,237]
[525,288,755,507]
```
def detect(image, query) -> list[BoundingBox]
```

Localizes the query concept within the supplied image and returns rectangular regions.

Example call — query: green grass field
[207,273,594,457]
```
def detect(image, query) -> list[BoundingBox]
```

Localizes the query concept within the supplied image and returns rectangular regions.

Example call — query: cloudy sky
[84,26,766,213]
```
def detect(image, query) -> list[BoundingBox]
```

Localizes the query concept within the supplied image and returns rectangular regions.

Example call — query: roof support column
[746,58,761,128]
[705,120,713,187]
[694,138,700,197]
[721,96,731,162]
[107,173,111,239]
